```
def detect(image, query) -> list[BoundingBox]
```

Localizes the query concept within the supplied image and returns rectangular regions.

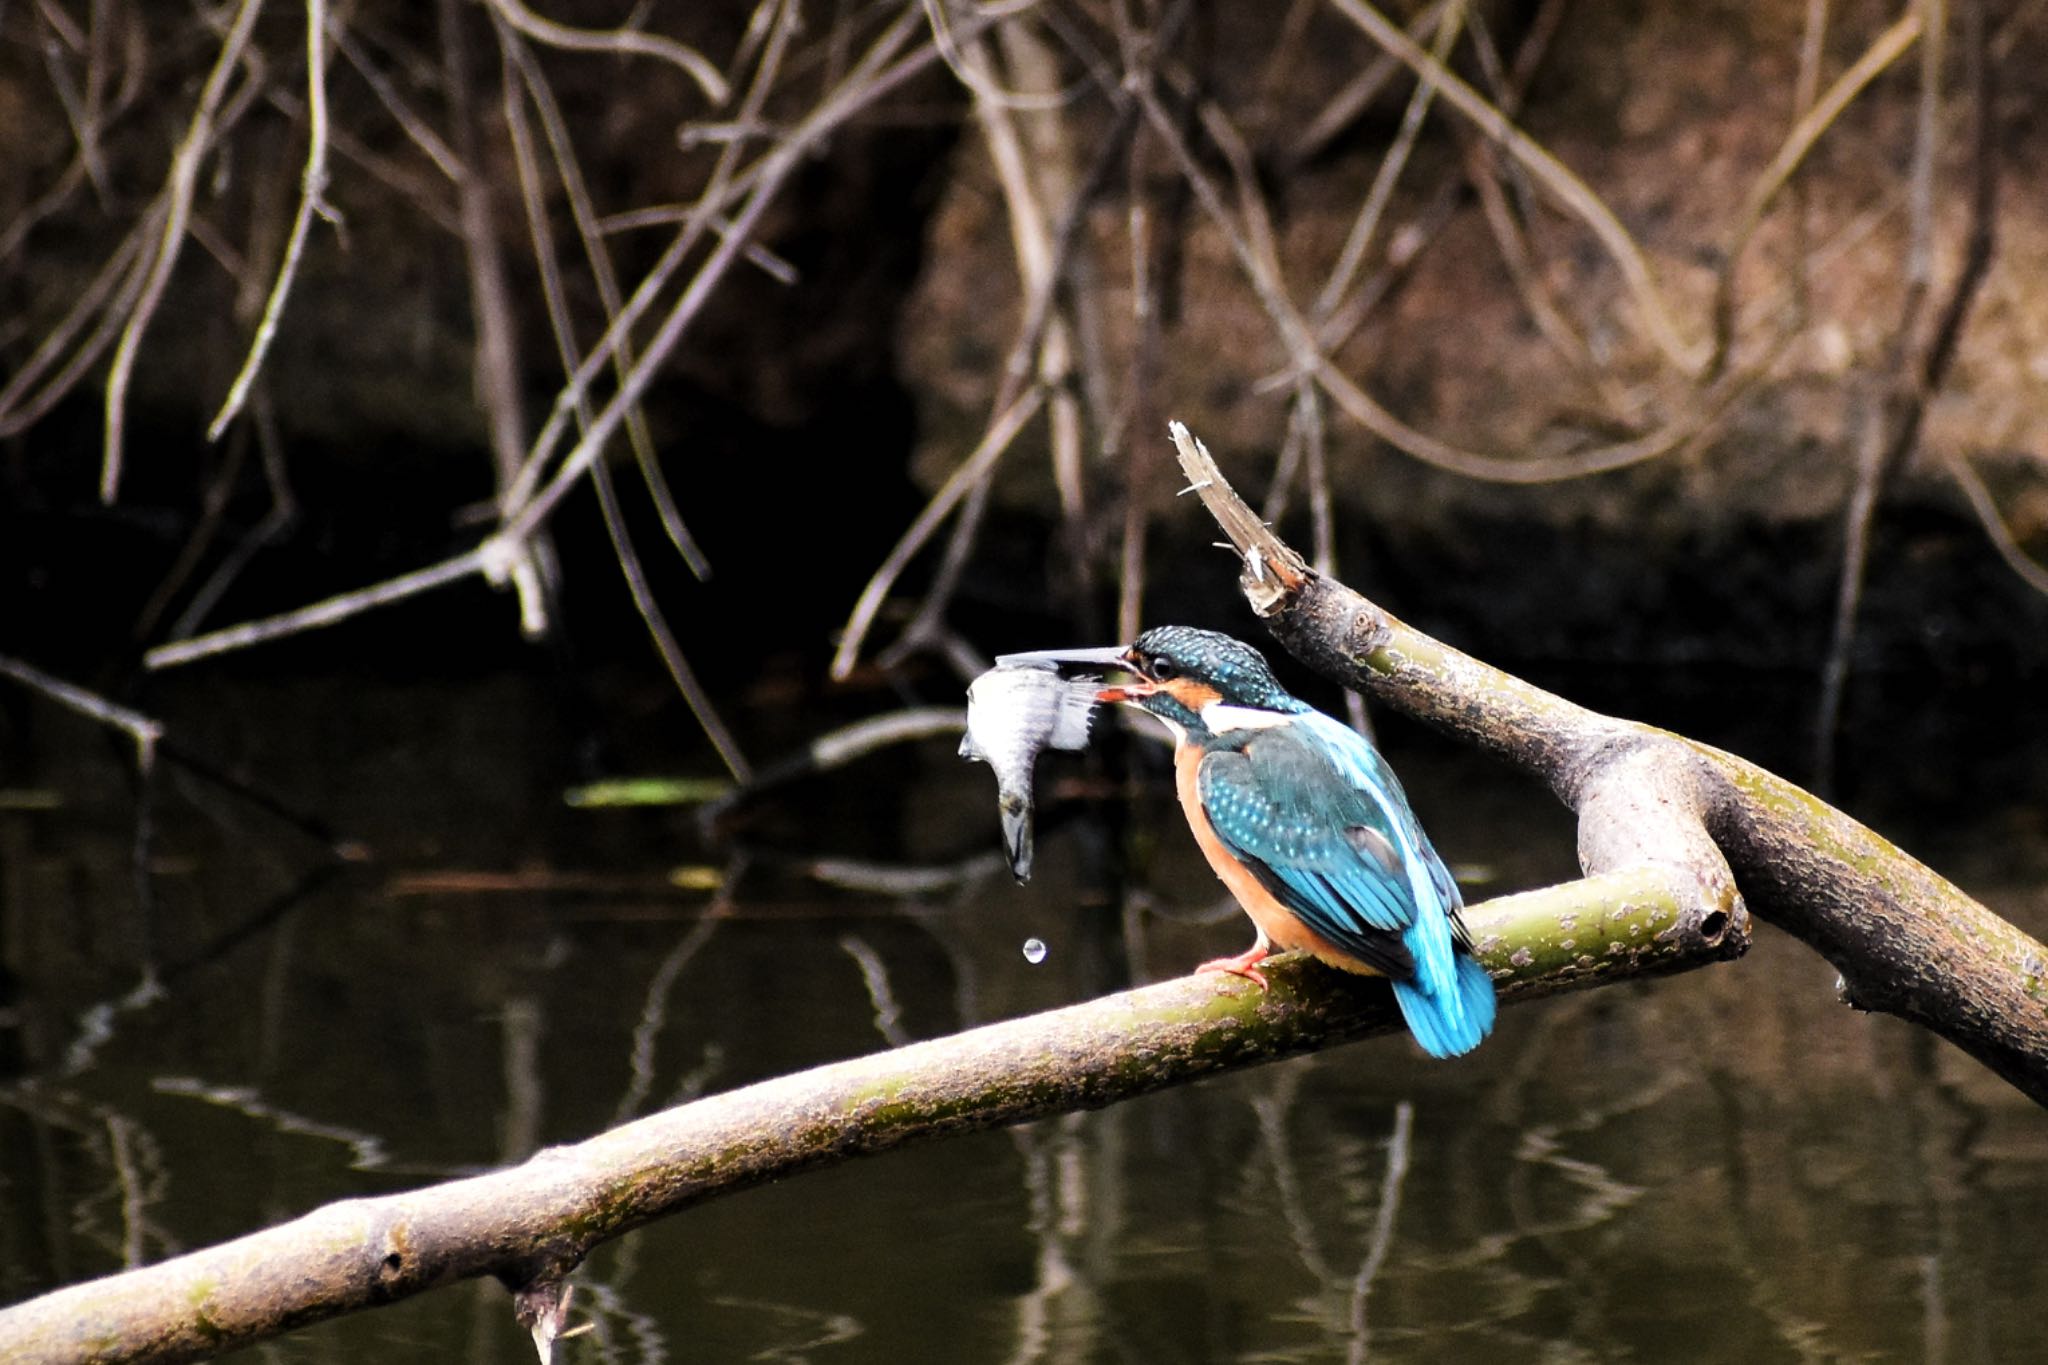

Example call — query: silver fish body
[959,660,1106,881]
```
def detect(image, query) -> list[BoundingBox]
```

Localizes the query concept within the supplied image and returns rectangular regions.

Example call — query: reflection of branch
[0,878,1736,1362]
[841,935,914,1047]
[797,851,1009,896]
[1345,1101,1412,1363]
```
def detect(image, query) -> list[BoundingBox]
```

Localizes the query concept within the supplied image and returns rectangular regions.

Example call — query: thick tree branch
[1167,421,2048,1108]
[0,871,1735,1364]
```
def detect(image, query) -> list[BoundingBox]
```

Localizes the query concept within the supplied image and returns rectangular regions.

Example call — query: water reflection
[1,672,2044,1361]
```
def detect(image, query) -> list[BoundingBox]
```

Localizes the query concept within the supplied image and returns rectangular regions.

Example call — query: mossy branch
[0,868,1735,1364]
[1168,420,2048,1107]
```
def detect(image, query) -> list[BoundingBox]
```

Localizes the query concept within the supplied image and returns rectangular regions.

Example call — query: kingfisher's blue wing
[1198,710,1496,1057]
[1195,727,1422,978]
[1291,711,1473,948]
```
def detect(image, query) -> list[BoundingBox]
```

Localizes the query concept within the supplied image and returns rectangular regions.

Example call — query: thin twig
[168,396,299,639]
[143,546,496,670]
[133,421,254,642]
[1816,0,1994,785]
[485,0,730,104]
[881,7,1140,668]
[1321,0,1707,375]
[1946,453,2048,596]
[830,388,1048,679]
[1789,0,1831,324]
[442,0,552,639]
[495,13,749,779]
[101,0,267,504]
[919,0,1078,111]
[0,208,155,437]
[208,0,337,440]
[502,8,937,543]
[1310,0,1467,324]
[1142,74,1746,486]
[1287,0,1451,167]
[147,10,954,673]
[1708,9,1923,377]
[333,27,466,181]
[0,654,163,759]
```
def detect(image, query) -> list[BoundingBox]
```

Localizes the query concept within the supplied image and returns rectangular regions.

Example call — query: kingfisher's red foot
[1196,945,1272,990]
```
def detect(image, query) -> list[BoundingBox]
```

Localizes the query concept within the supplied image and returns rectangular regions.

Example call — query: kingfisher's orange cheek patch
[1161,679,1222,711]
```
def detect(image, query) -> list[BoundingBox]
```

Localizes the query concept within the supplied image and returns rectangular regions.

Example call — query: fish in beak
[960,646,1130,881]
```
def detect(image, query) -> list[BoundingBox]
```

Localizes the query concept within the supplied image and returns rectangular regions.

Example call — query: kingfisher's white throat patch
[1200,702,1294,734]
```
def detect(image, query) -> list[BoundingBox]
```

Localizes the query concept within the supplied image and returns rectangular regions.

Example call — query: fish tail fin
[999,800,1034,883]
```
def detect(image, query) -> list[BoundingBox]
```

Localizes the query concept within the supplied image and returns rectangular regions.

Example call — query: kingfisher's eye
[1149,655,1177,680]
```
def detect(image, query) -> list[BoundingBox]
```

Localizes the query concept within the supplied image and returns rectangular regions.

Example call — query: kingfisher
[1046,626,1496,1058]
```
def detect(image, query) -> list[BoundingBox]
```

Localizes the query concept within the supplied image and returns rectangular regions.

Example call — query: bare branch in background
[146,8,956,674]
[494,13,747,778]
[486,0,731,105]
[1816,0,1998,787]
[1708,9,1924,378]
[440,0,554,639]
[207,0,339,440]
[1321,0,1706,376]
[100,0,268,504]
[831,387,1048,679]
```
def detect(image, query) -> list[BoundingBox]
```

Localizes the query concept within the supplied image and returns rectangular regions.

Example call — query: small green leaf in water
[668,866,725,891]
[564,777,733,808]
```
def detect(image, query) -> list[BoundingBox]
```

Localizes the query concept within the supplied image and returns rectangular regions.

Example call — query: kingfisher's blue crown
[1131,626,1302,711]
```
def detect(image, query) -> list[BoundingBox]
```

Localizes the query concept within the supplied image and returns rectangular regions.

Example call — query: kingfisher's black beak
[993,645,1133,670]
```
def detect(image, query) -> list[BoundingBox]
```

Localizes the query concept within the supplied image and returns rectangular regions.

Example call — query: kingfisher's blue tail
[1391,953,1497,1059]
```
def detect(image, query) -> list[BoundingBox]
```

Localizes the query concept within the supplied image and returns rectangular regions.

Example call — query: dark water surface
[2,670,2045,1363]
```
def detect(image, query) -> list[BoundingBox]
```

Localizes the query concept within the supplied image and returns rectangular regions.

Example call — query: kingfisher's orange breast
[1172,741,1380,975]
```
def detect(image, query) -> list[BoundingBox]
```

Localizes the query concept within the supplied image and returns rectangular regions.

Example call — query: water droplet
[1021,937,1048,965]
